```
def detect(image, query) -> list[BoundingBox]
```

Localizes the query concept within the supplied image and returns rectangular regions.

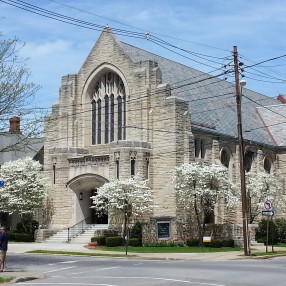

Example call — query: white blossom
[0,157,47,214]
[172,163,238,215]
[245,172,285,223]
[90,176,153,217]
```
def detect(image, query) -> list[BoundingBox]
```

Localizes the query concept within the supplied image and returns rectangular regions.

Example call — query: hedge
[186,239,200,247]
[91,236,106,246]
[128,238,142,247]
[106,236,124,247]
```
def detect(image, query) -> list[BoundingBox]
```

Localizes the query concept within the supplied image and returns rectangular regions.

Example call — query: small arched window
[264,157,272,174]
[244,151,254,172]
[131,159,136,176]
[220,149,230,168]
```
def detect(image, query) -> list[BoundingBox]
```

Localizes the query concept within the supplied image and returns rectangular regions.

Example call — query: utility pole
[233,46,250,256]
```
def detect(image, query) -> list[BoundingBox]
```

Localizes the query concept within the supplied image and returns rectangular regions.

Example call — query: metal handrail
[67,215,92,242]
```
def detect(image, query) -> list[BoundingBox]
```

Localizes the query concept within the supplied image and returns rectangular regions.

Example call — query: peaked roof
[118,40,285,147]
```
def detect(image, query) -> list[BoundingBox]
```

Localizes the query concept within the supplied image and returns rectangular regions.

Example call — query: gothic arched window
[110,94,114,142]
[118,96,122,140]
[91,100,96,145]
[105,95,109,144]
[91,72,126,145]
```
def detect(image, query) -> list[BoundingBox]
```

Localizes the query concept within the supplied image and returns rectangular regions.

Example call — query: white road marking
[71,266,119,275]
[17,282,115,286]
[60,261,78,264]
[75,276,226,286]
[44,266,77,273]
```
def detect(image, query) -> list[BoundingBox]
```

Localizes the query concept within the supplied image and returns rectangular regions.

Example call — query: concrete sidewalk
[2,242,284,283]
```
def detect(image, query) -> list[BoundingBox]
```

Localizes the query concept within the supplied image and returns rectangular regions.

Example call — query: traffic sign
[264,199,273,211]
[0,181,4,187]
[262,210,275,216]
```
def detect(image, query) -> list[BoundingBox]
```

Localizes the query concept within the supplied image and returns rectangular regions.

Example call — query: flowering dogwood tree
[172,163,238,240]
[91,176,153,217]
[0,157,46,216]
[246,172,284,223]
[91,176,153,238]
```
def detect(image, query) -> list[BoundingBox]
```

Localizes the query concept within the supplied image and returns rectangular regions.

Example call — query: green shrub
[15,233,33,242]
[275,218,286,243]
[209,239,223,248]
[130,222,142,239]
[7,231,15,241]
[186,239,200,247]
[16,220,39,235]
[255,219,279,244]
[128,238,142,247]
[106,236,124,247]
[221,239,235,248]
[142,239,185,247]
[91,236,106,246]
[256,238,267,244]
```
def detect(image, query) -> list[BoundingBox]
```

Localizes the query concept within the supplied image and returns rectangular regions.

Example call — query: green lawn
[95,246,242,253]
[27,250,133,257]
[0,277,14,284]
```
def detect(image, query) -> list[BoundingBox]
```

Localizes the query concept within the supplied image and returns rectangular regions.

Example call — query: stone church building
[43,28,286,240]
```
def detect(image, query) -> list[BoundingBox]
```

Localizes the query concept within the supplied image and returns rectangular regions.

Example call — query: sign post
[262,200,274,253]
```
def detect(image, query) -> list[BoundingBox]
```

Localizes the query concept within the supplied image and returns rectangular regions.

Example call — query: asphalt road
[6,253,286,286]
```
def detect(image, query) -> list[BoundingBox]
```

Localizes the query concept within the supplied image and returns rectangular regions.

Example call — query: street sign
[262,210,275,216]
[264,199,273,211]
[0,181,4,187]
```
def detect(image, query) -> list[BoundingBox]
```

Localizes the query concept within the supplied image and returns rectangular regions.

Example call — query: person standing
[0,226,8,272]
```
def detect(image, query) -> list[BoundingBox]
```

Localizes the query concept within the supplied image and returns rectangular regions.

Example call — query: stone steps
[45,224,108,244]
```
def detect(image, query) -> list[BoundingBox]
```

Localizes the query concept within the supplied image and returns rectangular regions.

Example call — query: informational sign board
[0,181,4,187]
[157,222,170,239]
[203,236,212,243]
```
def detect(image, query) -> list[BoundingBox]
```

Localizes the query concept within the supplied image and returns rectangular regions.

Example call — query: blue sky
[1,0,286,109]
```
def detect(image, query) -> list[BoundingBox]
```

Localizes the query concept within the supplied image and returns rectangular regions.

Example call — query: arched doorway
[66,174,108,225]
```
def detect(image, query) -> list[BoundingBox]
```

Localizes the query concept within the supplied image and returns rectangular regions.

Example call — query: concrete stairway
[71,224,108,244]
[45,224,108,244]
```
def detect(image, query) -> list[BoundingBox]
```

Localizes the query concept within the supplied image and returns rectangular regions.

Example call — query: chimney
[9,117,20,132]
[277,93,286,104]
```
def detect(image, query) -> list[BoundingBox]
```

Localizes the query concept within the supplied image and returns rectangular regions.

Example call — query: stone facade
[44,28,286,239]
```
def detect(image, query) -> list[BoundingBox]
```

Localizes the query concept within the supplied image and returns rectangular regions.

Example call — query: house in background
[43,28,286,241]
[0,116,43,228]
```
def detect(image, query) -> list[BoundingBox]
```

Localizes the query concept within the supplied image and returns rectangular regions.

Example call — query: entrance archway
[66,173,108,225]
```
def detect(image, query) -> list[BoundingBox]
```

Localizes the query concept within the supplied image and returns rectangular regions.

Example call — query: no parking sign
[264,199,273,211]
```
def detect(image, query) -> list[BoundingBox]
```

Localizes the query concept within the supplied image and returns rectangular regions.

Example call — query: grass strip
[252,250,286,257]
[93,246,242,253]
[0,277,14,283]
[27,250,134,257]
